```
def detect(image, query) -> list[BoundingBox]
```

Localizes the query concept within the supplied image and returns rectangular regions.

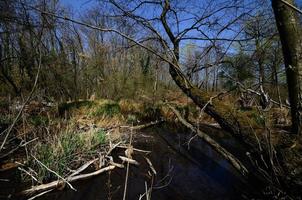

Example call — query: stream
[11,123,261,200]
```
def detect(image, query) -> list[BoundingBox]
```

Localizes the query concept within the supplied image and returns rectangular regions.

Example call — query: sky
[60,0,95,13]
[58,0,302,52]
[60,0,302,11]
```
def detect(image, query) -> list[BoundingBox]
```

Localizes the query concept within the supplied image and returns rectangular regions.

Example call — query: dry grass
[11,95,292,185]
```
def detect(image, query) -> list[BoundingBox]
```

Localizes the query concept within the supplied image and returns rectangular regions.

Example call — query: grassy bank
[0,95,291,187]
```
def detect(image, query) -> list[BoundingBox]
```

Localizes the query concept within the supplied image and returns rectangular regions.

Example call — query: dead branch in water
[67,158,98,178]
[119,120,164,130]
[167,104,249,176]
[19,165,115,196]
[119,156,140,166]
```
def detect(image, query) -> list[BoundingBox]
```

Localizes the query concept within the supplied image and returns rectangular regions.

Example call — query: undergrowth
[90,102,121,117]
[29,125,107,182]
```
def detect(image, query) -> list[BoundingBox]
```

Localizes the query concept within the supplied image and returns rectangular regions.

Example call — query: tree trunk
[169,43,243,137]
[272,0,302,135]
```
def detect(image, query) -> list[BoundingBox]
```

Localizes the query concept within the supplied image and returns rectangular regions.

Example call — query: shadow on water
[12,123,261,200]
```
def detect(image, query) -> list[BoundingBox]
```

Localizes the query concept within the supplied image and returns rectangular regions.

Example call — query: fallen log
[168,104,249,176]
[20,165,115,196]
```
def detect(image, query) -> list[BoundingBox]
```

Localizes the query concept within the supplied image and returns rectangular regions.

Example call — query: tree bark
[272,0,302,135]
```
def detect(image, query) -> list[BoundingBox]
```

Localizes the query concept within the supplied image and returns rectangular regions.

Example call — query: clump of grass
[58,100,96,115]
[29,115,49,126]
[118,99,143,114]
[29,126,107,182]
[93,129,106,144]
[31,131,85,182]
[126,114,138,124]
[90,102,120,117]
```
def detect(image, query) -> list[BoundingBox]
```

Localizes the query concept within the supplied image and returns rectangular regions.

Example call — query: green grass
[90,102,121,117]
[30,127,107,182]
[93,129,106,144]
[29,115,49,126]
[32,131,85,181]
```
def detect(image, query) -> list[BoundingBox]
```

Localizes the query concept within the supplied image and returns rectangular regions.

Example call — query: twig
[32,155,76,191]
[154,159,174,189]
[106,141,122,156]
[119,156,139,166]
[187,134,198,150]
[67,158,98,178]
[117,145,151,153]
[27,189,54,200]
[280,0,302,14]
[18,167,38,182]
[145,157,157,175]
[119,120,164,130]
[122,125,133,200]
[21,138,39,147]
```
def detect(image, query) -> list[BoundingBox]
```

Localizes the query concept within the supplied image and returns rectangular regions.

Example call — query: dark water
[12,123,260,200]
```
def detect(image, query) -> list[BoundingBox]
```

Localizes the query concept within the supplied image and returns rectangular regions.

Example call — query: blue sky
[60,0,302,10]
[60,0,95,12]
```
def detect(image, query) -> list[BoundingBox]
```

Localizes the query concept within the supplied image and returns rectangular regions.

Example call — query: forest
[0,0,302,199]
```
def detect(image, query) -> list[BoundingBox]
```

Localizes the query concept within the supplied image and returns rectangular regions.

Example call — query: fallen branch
[246,88,289,109]
[27,189,54,200]
[20,165,115,196]
[145,157,157,175]
[117,145,151,153]
[167,104,249,176]
[119,120,164,130]
[67,158,98,178]
[119,156,139,166]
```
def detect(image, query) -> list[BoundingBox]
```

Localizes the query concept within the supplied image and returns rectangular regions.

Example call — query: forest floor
[0,93,298,199]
